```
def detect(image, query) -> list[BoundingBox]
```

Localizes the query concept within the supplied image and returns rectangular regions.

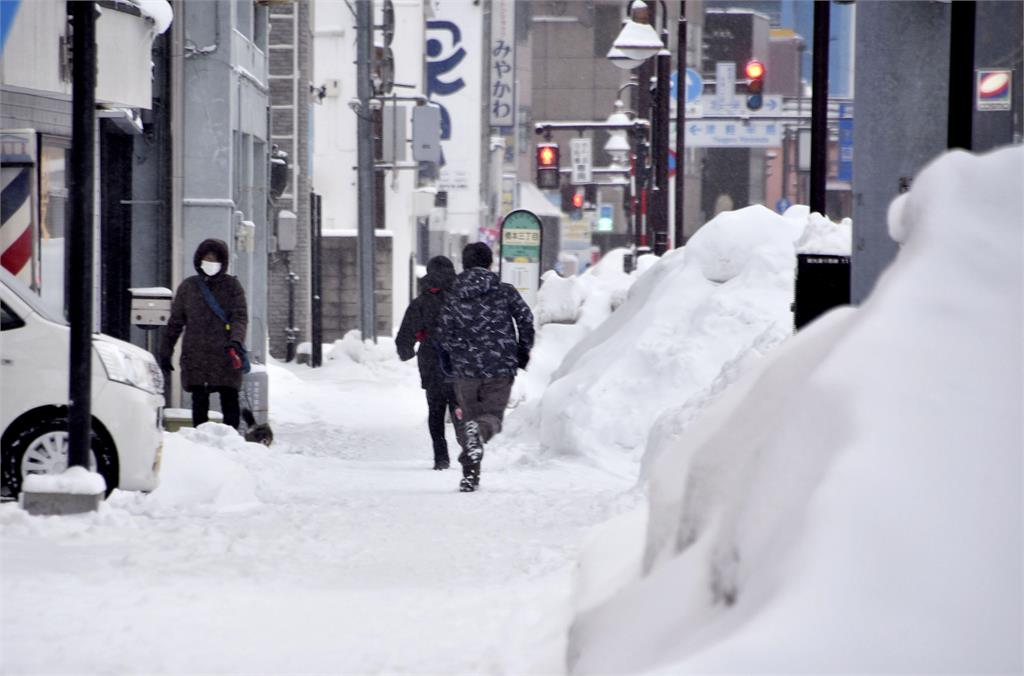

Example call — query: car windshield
[0,268,67,326]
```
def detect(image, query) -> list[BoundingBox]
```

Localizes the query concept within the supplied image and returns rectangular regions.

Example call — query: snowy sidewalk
[0,354,637,675]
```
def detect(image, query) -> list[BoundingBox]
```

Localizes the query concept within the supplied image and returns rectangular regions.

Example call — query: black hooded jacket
[396,256,457,389]
[437,267,534,379]
[160,238,249,391]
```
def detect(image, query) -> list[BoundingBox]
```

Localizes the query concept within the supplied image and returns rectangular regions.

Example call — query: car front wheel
[1,415,118,498]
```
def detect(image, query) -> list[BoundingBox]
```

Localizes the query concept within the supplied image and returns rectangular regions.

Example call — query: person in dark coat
[437,242,534,492]
[396,256,462,470]
[159,239,249,430]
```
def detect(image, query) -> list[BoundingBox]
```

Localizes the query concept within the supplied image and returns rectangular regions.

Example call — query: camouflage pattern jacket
[437,267,534,379]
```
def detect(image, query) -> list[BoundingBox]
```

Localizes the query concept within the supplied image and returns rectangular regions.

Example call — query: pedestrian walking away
[438,242,534,492]
[396,255,463,470]
[159,238,249,430]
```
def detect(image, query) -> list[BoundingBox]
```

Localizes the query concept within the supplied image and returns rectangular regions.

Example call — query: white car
[1,268,164,498]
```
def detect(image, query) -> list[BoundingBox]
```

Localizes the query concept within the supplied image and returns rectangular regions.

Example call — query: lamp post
[674,2,687,248]
[607,0,673,255]
[605,99,636,249]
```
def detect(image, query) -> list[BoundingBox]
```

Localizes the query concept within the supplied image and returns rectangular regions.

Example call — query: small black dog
[241,409,274,446]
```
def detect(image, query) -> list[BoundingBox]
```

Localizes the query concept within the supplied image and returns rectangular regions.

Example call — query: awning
[517,182,562,218]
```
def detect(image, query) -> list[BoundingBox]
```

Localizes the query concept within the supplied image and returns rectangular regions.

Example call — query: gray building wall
[0,89,71,137]
[178,0,270,358]
[851,1,1023,304]
[851,2,950,303]
[973,0,1024,152]
[267,0,312,360]
[320,234,393,341]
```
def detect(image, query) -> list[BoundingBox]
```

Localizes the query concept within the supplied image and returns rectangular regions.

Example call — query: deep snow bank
[570,146,1024,673]
[536,205,806,463]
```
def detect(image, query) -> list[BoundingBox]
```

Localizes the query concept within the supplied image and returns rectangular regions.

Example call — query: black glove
[158,355,174,372]
[516,346,530,371]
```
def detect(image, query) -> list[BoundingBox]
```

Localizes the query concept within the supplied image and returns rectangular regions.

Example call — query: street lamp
[607,0,672,254]
[603,100,633,165]
[607,2,663,64]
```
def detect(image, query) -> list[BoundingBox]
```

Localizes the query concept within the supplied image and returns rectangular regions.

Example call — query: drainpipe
[169,0,185,407]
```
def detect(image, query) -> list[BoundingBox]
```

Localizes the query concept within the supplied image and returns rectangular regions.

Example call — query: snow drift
[569,146,1024,673]
[535,205,808,463]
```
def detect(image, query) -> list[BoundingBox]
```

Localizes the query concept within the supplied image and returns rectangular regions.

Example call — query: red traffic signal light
[744,59,765,81]
[745,58,765,110]
[538,144,558,167]
[536,143,560,189]
[571,190,584,209]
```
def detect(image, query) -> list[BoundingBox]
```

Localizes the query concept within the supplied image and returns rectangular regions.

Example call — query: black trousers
[425,382,460,463]
[191,386,241,429]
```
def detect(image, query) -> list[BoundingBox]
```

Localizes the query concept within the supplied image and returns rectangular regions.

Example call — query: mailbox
[129,287,173,327]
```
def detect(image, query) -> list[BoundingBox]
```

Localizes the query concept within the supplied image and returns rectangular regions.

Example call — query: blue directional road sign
[670,68,704,105]
[686,120,782,148]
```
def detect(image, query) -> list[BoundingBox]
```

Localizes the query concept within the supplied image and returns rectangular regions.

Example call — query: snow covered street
[1,351,637,674]
[2,146,1020,674]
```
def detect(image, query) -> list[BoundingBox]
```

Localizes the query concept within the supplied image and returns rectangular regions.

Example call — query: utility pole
[673,0,686,248]
[355,0,377,342]
[653,31,671,255]
[68,1,97,472]
[636,57,653,249]
[809,0,830,216]
[947,0,976,150]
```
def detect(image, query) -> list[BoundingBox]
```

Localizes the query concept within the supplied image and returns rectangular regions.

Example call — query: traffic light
[745,59,765,111]
[536,143,560,189]
[571,190,584,209]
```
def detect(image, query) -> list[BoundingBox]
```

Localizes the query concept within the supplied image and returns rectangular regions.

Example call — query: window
[38,137,71,313]
[236,0,254,40]
[254,3,268,50]
[1,302,26,331]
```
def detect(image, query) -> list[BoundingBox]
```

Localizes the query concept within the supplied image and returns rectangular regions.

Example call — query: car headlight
[94,341,165,394]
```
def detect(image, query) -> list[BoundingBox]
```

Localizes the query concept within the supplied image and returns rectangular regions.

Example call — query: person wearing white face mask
[160,238,249,430]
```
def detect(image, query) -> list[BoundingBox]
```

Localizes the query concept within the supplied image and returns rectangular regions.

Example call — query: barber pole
[0,129,37,287]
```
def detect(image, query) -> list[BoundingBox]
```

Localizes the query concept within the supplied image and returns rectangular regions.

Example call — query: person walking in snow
[159,238,249,430]
[396,255,463,470]
[437,242,534,492]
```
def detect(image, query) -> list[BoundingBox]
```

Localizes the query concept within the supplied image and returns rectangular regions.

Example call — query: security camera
[348,98,362,113]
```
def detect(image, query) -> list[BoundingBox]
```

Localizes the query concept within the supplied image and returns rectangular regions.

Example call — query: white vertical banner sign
[715,61,736,104]
[489,0,515,127]
[426,6,483,237]
[570,137,593,184]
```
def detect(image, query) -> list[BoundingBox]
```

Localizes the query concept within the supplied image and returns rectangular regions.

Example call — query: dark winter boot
[463,420,484,463]
[433,458,450,470]
[461,460,480,490]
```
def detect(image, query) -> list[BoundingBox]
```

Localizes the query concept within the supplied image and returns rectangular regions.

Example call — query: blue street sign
[670,68,704,105]
[685,68,703,104]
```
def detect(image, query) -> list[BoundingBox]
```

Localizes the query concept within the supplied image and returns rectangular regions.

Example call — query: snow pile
[135,423,261,514]
[569,146,1024,673]
[795,212,853,255]
[21,466,106,495]
[535,248,636,328]
[535,205,806,463]
[535,270,584,325]
[508,250,641,418]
